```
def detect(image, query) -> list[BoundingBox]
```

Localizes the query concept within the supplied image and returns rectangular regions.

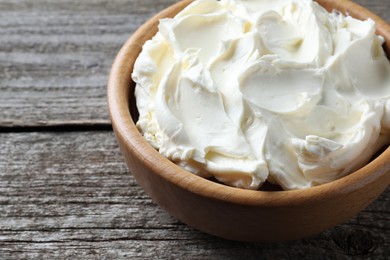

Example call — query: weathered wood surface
[0,132,388,259]
[0,0,177,127]
[0,0,389,259]
[0,0,389,127]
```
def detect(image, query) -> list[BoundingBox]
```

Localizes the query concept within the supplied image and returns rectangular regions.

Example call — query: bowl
[107,0,390,242]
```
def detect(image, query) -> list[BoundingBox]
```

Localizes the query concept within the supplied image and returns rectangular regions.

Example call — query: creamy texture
[132,0,390,190]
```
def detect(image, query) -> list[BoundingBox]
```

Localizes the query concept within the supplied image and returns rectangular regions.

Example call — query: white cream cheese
[132,0,390,190]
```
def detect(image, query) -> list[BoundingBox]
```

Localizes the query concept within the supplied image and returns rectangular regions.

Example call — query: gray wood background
[0,0,389,259]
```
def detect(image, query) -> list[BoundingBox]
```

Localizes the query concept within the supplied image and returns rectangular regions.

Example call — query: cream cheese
[132,0,390,190]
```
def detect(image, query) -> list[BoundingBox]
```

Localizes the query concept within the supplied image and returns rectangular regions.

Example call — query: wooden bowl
[107,0,390,242]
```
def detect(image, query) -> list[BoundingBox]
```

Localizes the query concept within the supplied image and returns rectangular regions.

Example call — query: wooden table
[0,0,389,259]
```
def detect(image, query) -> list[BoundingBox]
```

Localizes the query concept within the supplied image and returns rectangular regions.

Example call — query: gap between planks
[0,122,112,133]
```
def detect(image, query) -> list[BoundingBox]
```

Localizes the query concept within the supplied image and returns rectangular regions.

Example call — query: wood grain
[0,132,388,259]
[0,0,389,127]
[0,0,177,127]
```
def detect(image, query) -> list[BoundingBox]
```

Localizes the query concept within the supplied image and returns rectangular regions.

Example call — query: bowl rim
[108,0,390,207]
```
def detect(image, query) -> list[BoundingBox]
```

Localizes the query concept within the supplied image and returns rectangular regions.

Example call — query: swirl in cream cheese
[132,0,390,190]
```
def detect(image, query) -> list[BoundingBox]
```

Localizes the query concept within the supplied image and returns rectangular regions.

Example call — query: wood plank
[354,0,390,22]
[0,0,177,127]
[1,0,390,127]
[0,132,388,258]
